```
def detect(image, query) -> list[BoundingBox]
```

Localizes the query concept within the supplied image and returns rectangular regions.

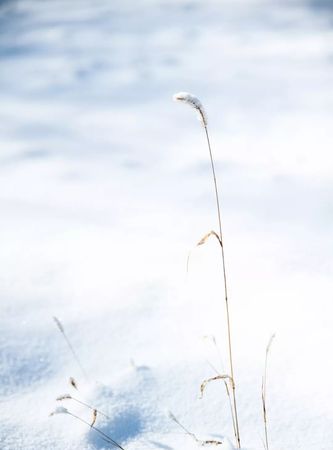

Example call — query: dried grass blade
[200,374,234,399]
[197,230,222,247]
[90,409,97,428]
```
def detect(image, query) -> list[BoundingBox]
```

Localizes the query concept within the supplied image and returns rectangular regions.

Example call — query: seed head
[53,316,64,332]
[56,394,72,401]
[50,406,69,416]
[173,91,207,126]
[69,377,78,390]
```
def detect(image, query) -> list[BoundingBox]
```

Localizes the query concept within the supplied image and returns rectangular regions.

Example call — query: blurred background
[0,1,332,449]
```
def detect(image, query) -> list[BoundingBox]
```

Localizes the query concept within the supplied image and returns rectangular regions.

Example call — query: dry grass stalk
[53,316,88,381]
[50,406,125,450]
[168,412,223,446]
[201,336,237,443]
[168,411,199,444]
[186,250,192,274]
[56,393,110,420]
[221,378,237,445]
[174,92,241,448]
[262,334,275,450]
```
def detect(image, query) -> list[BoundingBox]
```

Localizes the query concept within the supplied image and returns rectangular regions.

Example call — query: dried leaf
[197,230,222,247]
[90,409,97,428]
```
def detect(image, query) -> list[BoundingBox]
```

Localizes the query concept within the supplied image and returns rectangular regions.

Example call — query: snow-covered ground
[0,1,333,449]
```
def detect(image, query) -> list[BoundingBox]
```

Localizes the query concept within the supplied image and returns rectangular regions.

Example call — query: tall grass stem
[203,124,241,448]
[262,334,275,450]
[53,316,89,381]
[67,411,125,450]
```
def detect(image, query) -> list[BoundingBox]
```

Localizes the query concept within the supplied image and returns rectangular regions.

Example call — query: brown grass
[262,334,275,450]
[174,92,241,447]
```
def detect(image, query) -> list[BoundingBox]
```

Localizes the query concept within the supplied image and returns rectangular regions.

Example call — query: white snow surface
[1,1,333,449]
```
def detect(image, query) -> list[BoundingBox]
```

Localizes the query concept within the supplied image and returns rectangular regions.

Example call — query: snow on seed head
[50,406,69,416]
[173,92,207,126]
[56,394,72,401]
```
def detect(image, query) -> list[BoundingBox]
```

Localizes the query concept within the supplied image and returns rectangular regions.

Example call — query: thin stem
[262,354,269,450]
[212,336,225,375]
[262,334,275,450]
[169,412,223,446]
[203,124,241,448]
[212,336,237,438]
[262,382,268,450]
[223,380,238,446]
[62,333,89,381]
[70,396,110,420]
[53,317,88,381]
[169,412,200,444]
[203,338,237,444]
[67,411,125,450]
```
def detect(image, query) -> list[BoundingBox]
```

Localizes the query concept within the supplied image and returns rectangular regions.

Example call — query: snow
[0,0,333,449]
